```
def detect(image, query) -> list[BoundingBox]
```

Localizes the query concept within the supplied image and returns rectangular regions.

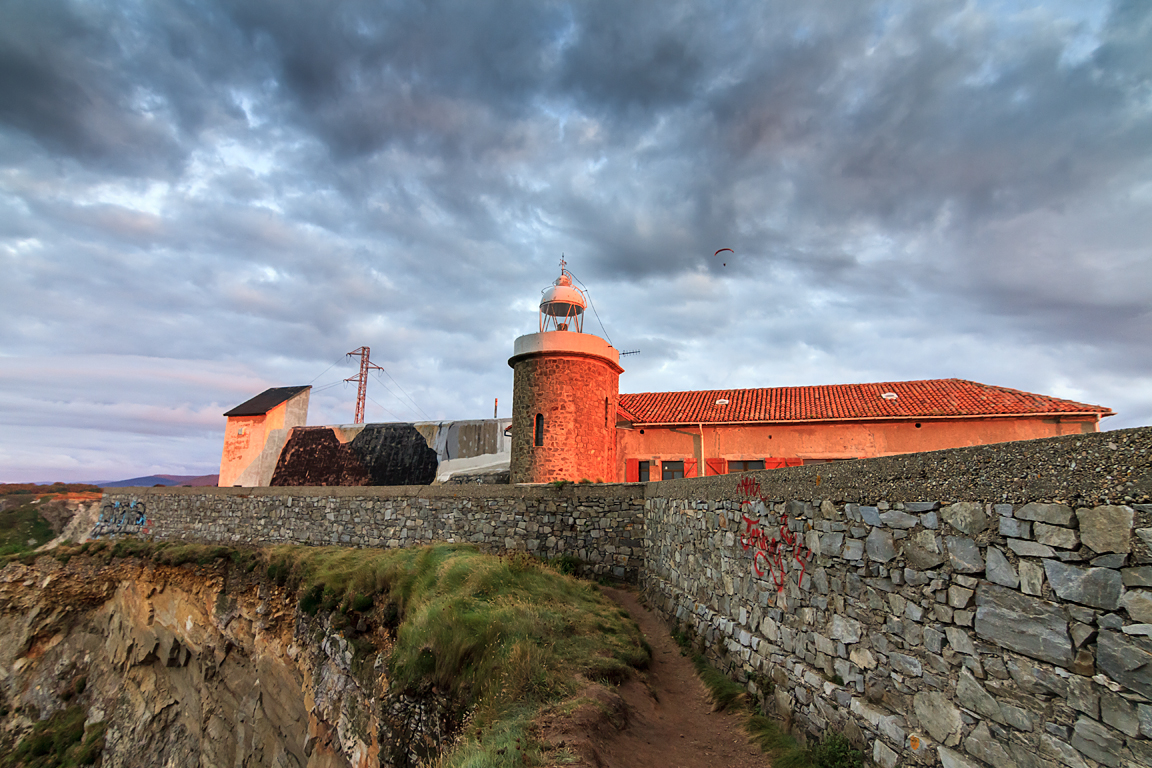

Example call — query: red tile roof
[617,379,1113,425]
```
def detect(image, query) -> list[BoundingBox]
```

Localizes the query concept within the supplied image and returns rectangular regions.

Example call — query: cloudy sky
[1,0,1149,482]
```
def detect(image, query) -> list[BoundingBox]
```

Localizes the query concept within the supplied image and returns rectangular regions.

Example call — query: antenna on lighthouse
[345,346,384,424]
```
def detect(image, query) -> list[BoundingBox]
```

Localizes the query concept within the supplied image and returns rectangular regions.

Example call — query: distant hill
[98,474,219,488]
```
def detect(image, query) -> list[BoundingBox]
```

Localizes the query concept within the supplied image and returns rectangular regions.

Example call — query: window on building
[728,460,765,473]
[638,461,650,482]
[661,460,684,480]
[605,397,609,427]
[534,414,544,446]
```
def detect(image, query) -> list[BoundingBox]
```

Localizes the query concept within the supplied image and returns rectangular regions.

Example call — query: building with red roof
[505,269,1115,484]
[507,269,1114,484]
[615,379,1112,481]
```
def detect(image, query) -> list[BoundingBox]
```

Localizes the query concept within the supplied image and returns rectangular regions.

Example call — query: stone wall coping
[119,426,1150,506]
[652,426,1151,505]
[111,481,647,501]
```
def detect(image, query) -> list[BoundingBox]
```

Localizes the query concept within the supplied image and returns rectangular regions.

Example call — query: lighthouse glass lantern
[539,271,587,333]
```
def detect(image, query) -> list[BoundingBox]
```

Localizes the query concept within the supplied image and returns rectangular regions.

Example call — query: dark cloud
[0,0,1148,481]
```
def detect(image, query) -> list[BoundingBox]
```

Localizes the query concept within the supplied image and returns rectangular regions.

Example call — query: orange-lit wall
[219,401,290,487]
[510,353,620,483]
[616,415,1100,479]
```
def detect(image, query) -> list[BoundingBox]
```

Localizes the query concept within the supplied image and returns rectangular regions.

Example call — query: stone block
[999,702,1034,731]
[937,746,981,768]
[963,722,1016,768]
[921,512,940,529]
[1122,566,1152,587]
[1043,559,1122,610]
[1071,716,1123,768]
[1097,630,1152,699]
[957,668,1002,722]
[986,546,1020,588]
[975,582,1073,667]
[914,691,963,746]
[1034,522,1080,549]
[1100,690,1140,737]
[1121,590,1152,623]
[1068,674,1099,717]
[1019,560,1044,595]
[1016,503,1074,526]
[819,531,844,557]
[850,646,876,669]
[873,740,898,768]
[903,530,946,569]
[1091,554,1126,568]
[948,585,974,608]
[890,652,923,676]
[1008,539,1056,558]
[842,538,864,560]
[905,568,930,586]
[999,517,1032,538]
[1039,734,1090,768]
[860,505,882,526]
[880,510,919,528]
[1078,505,1134,554]
[830,614,862,643]
[942,502,989,536]
[946,536,984,573]
[945,626,976,656]
[866,528,896,563]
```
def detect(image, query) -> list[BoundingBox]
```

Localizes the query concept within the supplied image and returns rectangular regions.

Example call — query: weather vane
[559,253,567,271]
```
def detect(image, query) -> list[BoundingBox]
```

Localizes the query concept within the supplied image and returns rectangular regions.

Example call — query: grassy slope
[0,485,101,557]
[0,494,57,556]
[7,541,650,768]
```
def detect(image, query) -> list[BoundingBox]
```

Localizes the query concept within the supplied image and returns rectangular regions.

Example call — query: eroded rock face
[0,557,452,768]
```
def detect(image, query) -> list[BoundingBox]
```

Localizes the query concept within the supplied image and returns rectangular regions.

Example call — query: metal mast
[345,346,384,424]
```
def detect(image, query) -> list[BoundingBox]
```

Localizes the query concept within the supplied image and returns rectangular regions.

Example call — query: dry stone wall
[99,485,645,581]
[642,427,1152,768]
[99,426,1152,767]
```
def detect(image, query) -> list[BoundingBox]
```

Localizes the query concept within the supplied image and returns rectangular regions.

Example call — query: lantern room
[539,271,587,333]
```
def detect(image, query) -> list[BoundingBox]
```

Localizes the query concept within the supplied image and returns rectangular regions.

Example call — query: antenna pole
[345,346,384,424]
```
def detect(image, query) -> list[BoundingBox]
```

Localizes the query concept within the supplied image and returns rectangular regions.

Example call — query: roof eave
[627,411,1113,428]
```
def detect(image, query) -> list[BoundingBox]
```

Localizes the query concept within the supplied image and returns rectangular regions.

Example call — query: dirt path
[587,586,772,768]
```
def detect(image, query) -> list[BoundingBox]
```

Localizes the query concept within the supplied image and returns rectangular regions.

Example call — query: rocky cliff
[0,553,453,768]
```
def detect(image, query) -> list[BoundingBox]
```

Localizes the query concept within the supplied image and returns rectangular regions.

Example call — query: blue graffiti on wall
[90,500,151,538]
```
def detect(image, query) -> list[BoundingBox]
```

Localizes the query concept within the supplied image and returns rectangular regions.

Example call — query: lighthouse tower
[508,265,623,483]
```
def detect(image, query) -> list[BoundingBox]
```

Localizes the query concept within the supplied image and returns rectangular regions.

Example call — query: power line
[369,370,417,420]
[308,354,349,385]
[567,270,614,346]
[365,393,405,422]
[376,366,432,420]
[373,368,431,421]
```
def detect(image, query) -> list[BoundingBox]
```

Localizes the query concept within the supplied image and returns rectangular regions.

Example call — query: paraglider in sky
[714,247,733,266]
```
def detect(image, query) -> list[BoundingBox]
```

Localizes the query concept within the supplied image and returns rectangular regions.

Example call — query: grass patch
[0,705,105,768]
[670,623,864,768]
[261,544,650,767]
[11,540,649,767]
[0,495,57,555]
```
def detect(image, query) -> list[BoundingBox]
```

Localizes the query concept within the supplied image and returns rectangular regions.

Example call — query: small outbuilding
[219,386,311,487]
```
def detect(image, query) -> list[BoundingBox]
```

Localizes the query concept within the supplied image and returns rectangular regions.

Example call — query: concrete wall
[617,414,1100,480]
[101,427,1152,768]
[251,419,513,487]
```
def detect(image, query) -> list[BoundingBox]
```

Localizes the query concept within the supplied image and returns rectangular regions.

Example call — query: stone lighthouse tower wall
[510,352,620,483]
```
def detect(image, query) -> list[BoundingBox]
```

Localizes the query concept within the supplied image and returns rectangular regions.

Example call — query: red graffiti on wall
[735,476,813,592]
